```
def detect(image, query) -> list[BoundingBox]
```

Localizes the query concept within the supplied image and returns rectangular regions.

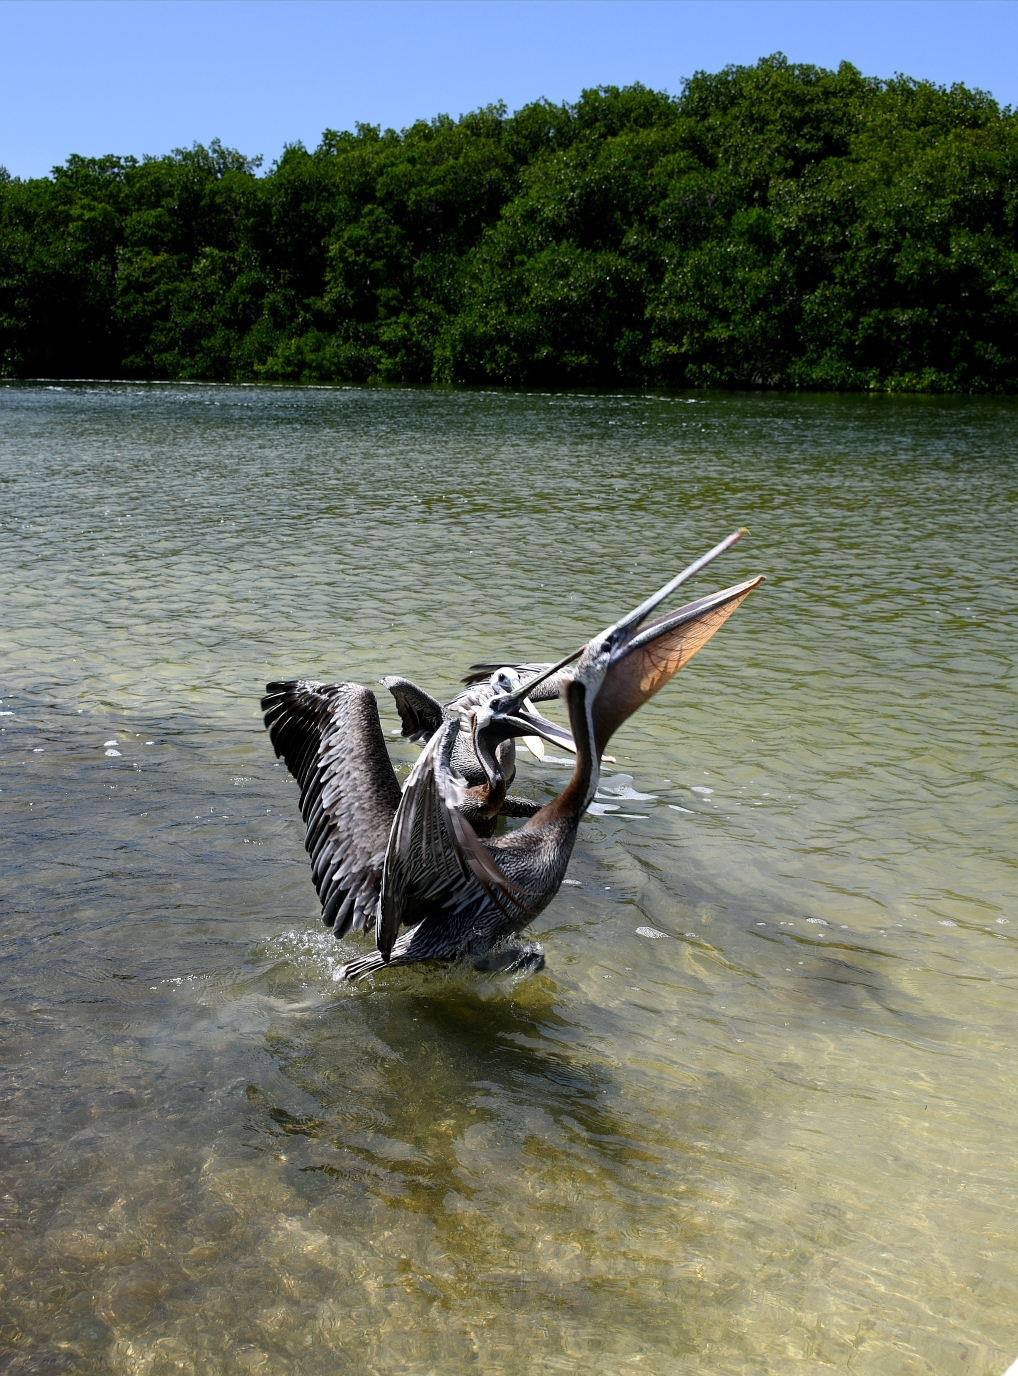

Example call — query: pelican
[261,530,761,976]
[340,557,762,980]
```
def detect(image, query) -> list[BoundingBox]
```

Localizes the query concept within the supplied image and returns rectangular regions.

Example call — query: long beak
[619,573,763,658]
[514,645,585,700]
[483,646,586,724]
[592,573,764,755]
[498,529,746,711]
[499,709,575,752]
[607,528,747,645]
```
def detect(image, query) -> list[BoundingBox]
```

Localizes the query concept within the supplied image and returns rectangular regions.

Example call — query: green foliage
[2,59,1017,390]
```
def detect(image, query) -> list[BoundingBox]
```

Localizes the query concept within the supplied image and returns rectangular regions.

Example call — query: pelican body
[262,531,762,979]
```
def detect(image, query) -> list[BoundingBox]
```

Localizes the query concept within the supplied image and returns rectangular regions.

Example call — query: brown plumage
[262,530,763,983]
[343,563,763,978]
[261,666,569,934]
[261,681,401,938]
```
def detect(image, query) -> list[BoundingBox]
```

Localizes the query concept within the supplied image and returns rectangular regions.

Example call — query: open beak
[592,573,764,754]
[505,567,763,762]
[605,527,748,650]
[498,528,748,713]
[521,732,615,764]
[500,703,576,752]
[615,574,764,659]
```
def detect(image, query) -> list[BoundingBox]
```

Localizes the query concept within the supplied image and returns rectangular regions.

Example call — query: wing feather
[381,676,445,740]
[262,680,403,937]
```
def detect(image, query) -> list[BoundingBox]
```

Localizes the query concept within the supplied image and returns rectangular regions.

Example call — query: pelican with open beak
[337,533,763,978]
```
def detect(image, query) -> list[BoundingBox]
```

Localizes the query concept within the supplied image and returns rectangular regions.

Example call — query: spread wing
[377,720,537,961]
[262,680,403,937]
[380,675,444,740]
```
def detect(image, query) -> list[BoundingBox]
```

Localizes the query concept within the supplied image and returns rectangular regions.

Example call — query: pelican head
[453,664,576,815]
[576,565,764,757]
[476,528,762,763]
[453,668,523,815]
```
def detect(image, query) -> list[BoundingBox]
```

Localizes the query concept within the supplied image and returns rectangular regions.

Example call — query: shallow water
[2,381,1017,1375]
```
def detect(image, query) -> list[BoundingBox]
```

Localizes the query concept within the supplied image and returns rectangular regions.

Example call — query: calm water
[2,382,1016,1376]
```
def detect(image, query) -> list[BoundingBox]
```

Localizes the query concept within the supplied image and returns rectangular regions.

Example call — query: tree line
[2,55,1017,391]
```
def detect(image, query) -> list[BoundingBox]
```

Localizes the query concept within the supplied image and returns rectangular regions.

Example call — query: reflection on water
[2,383,1017,1374]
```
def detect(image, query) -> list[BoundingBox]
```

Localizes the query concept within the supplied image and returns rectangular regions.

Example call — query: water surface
[2,382,1017,1375]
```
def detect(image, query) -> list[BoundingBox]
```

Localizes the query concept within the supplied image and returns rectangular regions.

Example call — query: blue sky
[2,1,1017,179]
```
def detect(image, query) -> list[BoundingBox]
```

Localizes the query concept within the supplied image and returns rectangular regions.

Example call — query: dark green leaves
[2,62,1017,391]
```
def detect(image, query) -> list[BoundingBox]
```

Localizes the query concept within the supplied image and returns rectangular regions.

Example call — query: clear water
[2,382,1016,1376]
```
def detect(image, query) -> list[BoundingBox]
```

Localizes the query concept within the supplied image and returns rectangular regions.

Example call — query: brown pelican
[262,531,753,974]
[261,529,761,978]
[338,557,762,980]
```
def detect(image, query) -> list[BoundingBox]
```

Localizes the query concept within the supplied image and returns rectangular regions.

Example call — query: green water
[1,382,1016,1376]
